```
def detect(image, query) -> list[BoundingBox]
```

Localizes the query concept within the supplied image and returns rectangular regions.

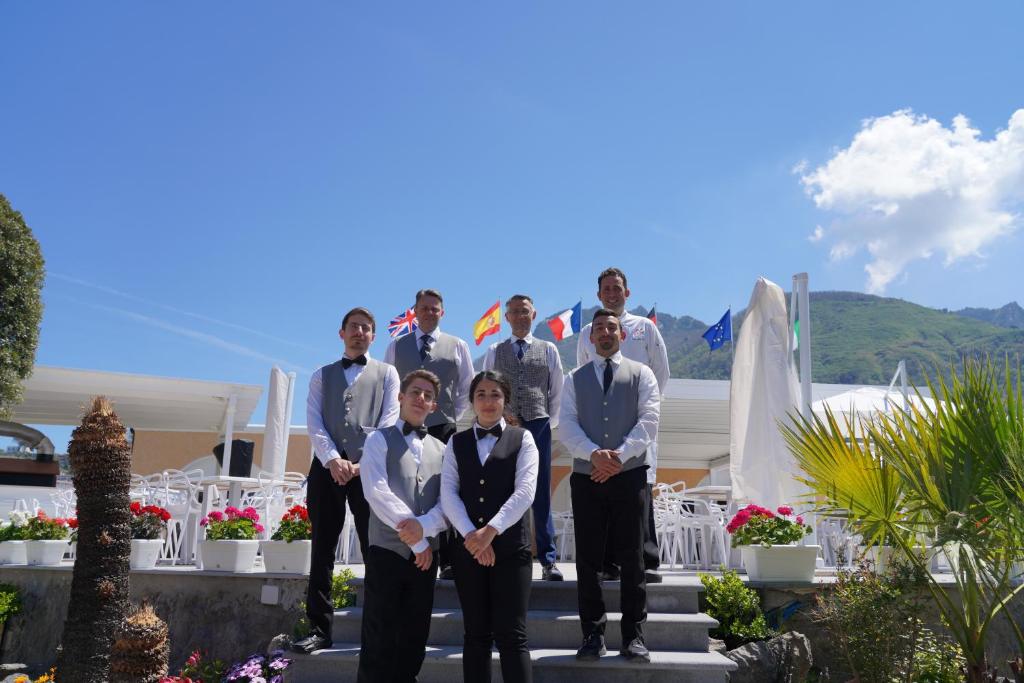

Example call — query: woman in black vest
[440,369,538,683]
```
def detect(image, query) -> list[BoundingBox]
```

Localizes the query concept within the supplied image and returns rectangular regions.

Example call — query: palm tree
[783,358,1024,682]
[56,397,132,681]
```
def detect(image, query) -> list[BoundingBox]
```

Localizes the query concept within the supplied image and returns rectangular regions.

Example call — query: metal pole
[222,393,238,476]
[899,360,909,411]
[793,273,812,419]
[280,372,297,475]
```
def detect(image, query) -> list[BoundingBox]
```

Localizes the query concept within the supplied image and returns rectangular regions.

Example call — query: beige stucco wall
[131,429,312,476]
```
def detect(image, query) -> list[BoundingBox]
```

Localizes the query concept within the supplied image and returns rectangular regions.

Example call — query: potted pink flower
[727,504,818,581]
[24,511,73,566]
[261,505,312,574]
[198,506,263,572]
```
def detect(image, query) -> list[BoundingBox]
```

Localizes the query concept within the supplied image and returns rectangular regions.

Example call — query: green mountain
[955,302,1024,330]
[528,292,1024,385]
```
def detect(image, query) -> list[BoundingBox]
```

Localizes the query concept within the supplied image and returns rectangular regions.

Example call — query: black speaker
[212,439,255,477]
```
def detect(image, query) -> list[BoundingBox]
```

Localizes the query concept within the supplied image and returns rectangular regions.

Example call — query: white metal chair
[552,511,575,562]
[156,469,204,565]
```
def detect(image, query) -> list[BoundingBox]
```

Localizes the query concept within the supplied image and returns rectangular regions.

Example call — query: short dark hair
[400,369,441,397]
[504,294,533,307]
[592,307,620,323]
[415,289,444,305]
[469,370,519,426]
[597,267,628,290]
[341,307,376,332]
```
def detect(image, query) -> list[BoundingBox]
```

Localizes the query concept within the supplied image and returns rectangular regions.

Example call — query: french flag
[547,301,582,341]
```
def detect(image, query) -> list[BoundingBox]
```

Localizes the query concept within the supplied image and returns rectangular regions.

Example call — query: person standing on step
[385,288,474,581]
[577,267,669,584]
[482,294,565,582]
[562,309,660,663]
[440,369,538,683]
[357,369,449,683]
[294,306,400,654]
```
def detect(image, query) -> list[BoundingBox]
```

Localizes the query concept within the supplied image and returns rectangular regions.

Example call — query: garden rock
[268,633,292,654]
[726,631,813,683]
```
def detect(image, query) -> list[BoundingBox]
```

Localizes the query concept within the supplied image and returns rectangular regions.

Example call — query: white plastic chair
[552,511,575,562]
[156,469,204,565]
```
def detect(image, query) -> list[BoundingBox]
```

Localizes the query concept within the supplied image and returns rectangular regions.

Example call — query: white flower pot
[0,541,27,565]
[130,539,165,570]
[861,545,896,573]
[199,539,259,572]
[741,545,820,582]
[261,540,311,574]
[26,539,70,566]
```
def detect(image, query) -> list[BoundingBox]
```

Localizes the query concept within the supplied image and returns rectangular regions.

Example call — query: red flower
[53,517,66,526]
[67,518,79,529]
[130,501,142,515]
[777,506,793,516]
[160,510,171,522]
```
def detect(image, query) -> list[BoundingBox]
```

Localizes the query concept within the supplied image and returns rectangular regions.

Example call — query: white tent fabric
[812,386,936,437]
[260,366,290,475]
[729,277,803,509]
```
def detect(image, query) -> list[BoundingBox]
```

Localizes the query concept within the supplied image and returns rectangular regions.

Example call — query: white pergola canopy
[11,366,262,433]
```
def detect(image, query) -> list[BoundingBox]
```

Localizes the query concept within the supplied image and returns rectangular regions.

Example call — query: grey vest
[392,331,461,427]
[367,426,445,559]
[492,339,551,422]
[321,359,389,463]
[571,357,649,476]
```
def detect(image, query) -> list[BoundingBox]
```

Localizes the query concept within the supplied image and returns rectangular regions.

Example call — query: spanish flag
[473,301,501,345]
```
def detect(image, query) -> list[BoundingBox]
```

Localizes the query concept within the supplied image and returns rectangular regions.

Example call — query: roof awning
[11,366,262,433]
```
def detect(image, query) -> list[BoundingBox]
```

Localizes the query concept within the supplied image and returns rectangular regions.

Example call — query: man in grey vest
[560,308,661,663]
[577,267,669,583]
[358,369,448,682]
[483,294,565,581]
[293,307,399,655]
[385,287,473,579]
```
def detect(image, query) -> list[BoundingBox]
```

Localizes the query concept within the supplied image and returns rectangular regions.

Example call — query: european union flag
[702,309,732,351]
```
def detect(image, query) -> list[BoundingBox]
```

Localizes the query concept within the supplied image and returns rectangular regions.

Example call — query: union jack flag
[387,308,419,339]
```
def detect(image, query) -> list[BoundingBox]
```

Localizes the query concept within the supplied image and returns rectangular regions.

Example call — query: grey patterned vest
[492,338,551,422]
[571,356,649,476]
[392,331,461,427]
[367,425,445,559]
[321,359,388,463]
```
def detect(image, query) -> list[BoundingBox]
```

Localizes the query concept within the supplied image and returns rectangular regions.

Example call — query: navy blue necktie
[515,338,526,360]
[603,359,613,394]
[420,335,433,361]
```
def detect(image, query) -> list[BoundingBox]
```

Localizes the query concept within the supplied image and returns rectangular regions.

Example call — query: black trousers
[571,467,647,643]
[603,483,660,572]
[305,456,370,640]
[358,545,438,683]
[427,422,458,572]
[453,543,533,683]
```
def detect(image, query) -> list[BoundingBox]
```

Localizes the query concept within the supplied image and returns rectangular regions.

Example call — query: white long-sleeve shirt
[481,333,564,427]
[360,419,449,554]
[384,327,474,421]
[306,354,400,466]
[440,419,539,537]
[559,352,661,472]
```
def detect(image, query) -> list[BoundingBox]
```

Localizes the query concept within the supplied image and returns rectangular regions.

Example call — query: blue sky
[3,2,1023,440]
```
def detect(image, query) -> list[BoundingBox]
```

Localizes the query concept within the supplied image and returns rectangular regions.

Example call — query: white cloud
[800,109,1024,293]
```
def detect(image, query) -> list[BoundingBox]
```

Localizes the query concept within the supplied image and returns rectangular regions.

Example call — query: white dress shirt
[384,327,474,421]
[559,351,661,472]
[360,419,449,554]
[577,312,667,482]
[482,333,565,426]
[306,353,400,466]
[440,419,539,538]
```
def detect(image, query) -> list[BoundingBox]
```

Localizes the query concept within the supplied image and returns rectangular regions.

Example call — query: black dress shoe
[620,637,651,663]
[438,565,455,580]
[542,564,564,581]
[645,569,663,583]
[291,633,331,654]
[575,633,607,661]
[598,566,621,581]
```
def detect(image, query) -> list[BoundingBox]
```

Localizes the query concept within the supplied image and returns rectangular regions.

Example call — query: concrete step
[333,607,717,651]
[351,577,701,614]
[287,643,737,683]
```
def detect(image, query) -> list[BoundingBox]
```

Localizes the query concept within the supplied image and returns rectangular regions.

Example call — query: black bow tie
[476,425,502,440]
[342,355,367,369]
[402,422,428,439]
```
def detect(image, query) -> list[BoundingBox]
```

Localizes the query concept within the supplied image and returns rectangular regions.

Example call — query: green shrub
[0,583,21,623]
[331,568,357,609]
[699,569,775,648]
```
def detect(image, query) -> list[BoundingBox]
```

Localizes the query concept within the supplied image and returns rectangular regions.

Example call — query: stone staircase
[287,573,738,682]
